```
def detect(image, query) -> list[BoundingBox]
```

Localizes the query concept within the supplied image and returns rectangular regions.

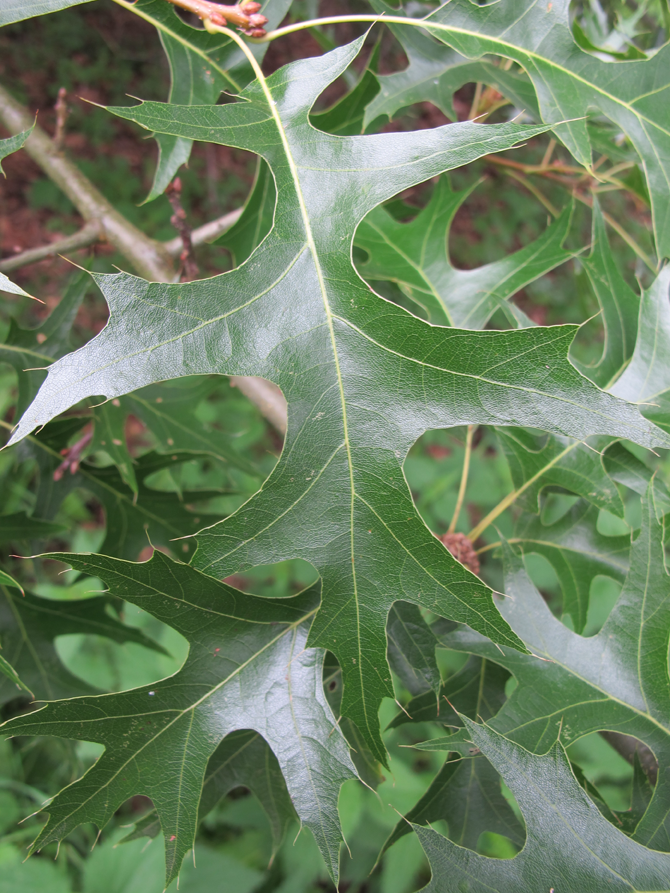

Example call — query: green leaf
[574,199,640,389]
[0,272,89,418]
[124,729,295,858]
[0,585,165,706]
[356,177,575,327]
[0,122,34,175]
[386,602,440,698]
[0,513,66,545]
[602,441,670,516]
[611,266,670,405]
[27,422,223,560]
[135,0,293,201]
[215,159,276,267]
[0,273,34,300]
[0,0,93,26]
[421,487,670,848]
[0,550,356,886]
[0,652,32,697]
[0,568,24,593]
[414,718,670,892]
[364,0,540,126]
[385,750,524,855]
[388,653,510,731]
[512,500,630,631]
[8,39,669,765]
[423,0,670,256]
[495,426,624,517]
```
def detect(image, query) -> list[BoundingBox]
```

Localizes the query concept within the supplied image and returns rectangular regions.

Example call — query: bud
[240,1,262,12]
[243,26,267,37]
[248,13,268,26]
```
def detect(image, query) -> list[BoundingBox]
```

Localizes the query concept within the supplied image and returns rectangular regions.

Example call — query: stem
[467,441,580,542]
[448,425,474,533]
[163,206,243,256]
[0,220,102,273]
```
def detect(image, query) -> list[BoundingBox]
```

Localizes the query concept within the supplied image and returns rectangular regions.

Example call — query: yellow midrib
[228,36,370,738]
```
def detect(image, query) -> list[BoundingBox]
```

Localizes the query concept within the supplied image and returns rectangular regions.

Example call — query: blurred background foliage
[0,0,669,890]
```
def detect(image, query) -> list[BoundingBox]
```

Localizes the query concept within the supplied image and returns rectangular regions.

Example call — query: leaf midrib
[243,45,371,742]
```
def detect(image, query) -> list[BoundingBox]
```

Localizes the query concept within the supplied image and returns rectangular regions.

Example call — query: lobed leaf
[0,550,355,886]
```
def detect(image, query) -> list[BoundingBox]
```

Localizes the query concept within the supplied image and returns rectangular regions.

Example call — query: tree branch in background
[0,83,175,282]
[0,220,103,273]
[0,83,288,435]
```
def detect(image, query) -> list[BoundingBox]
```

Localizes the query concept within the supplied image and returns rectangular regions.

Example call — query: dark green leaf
[574,199,640,389]
[386,602,440,697]
[512,500,630,631]
[0,551,356,886]
[414,719,670,892]
[356,177,574,327]
[496,426,624,517]
[0,585,165,706]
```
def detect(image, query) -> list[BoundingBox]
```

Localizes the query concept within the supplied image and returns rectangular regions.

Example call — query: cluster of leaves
[1,0,670,890]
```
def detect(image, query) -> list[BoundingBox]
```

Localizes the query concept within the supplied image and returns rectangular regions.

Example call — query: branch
[0,82,175,283]
[163,207,242,256]
[0,83,288,435]
[1,207,243,272]
[0,220,102,273]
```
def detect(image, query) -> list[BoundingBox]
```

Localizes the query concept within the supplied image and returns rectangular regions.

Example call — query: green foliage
[1,2,670,891]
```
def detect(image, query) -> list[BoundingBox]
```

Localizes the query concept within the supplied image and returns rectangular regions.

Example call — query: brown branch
[53,87,68,152]
[0,82,175,283]
[165,0,268,36]
[163,206,242,256]
[0,220,103,273]
[165,177,199,281]
[1,207,244,272]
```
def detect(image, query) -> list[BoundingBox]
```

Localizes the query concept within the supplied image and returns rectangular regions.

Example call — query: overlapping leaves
[1,551,355,887]
[6,37,669,769]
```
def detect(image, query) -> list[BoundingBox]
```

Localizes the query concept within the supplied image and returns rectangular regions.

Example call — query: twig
[1,207,245,272]
[53,87,68,152]
[0,220,103,273]
[165,177,198,281]
[163,206,242,256]
[0,82,175,282]
[448,425,474,533]
[164,0,268,36]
